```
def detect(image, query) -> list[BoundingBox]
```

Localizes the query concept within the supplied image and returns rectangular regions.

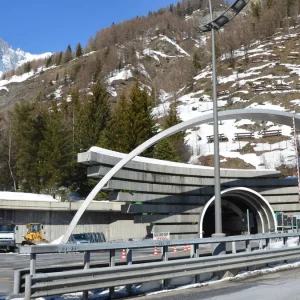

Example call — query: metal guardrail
[17,232,300,299]
[25,247,300,299]
[14,252,196,294]
[19,232,300,254]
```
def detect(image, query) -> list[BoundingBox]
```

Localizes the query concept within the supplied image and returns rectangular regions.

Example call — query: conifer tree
[38,102,74,192]
[127,82,157,156]
[78,81,111,149]
[162,102,189,162]
[62,45,73,64]
[75,43,83,58]
[154,139,180,162]
[12,101,46,192]
[103,92,131,152]
[54,52,63,66]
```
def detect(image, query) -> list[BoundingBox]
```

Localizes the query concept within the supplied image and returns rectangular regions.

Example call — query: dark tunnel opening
[202,197,258,238]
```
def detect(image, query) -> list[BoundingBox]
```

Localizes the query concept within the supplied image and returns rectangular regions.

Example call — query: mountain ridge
[0,37,51,75]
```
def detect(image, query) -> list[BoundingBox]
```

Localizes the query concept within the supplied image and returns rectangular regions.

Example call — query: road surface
[133,267,300,300]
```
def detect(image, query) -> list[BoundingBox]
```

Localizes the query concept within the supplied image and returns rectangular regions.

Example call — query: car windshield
[73,234,87,240]
[0,224,15,233]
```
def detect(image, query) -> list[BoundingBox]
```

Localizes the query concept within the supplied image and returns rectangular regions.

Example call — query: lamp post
[195,0,251,247]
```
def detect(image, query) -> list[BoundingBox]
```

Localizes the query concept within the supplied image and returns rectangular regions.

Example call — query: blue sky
[1,0,179,54]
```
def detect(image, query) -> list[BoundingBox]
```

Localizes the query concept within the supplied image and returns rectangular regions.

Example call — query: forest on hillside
[1,0,300,195]
[0,81,187,196]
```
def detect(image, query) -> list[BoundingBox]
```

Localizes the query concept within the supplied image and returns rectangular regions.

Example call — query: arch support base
[212,233,226,255]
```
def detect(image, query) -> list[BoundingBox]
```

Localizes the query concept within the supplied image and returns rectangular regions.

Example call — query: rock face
[0,37,51,74]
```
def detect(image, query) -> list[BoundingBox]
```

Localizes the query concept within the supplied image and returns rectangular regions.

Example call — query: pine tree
[12,101,46,192]
[55,52,63,66]
[127,82,157,156]
[162,102,189,162]
[154,139,180,162]
[62,45,73,64]
[75,43,83,58]
[103,92,131,152]
[78,81,111,149]
[38,102,74,192]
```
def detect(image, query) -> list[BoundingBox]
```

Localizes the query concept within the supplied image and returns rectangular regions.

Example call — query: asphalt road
[132,267,300,300]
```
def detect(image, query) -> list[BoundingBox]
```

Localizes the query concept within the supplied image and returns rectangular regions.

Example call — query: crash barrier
[24,247,300,300]
[14,252,194,294]
[18,232,300,299]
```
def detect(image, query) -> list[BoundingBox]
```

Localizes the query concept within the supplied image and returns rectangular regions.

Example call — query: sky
[0,0,180,55]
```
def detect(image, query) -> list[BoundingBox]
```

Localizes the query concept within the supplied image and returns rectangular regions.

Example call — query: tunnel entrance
[199,187,277,238]
[202,200,258,238]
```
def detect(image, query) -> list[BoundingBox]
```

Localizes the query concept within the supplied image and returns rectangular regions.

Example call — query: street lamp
[195,0,251,246]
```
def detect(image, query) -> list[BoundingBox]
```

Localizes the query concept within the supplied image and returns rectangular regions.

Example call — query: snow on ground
[107,86,117,97]
[137,63,151,79]
[0,71,36,87]
[82,51,97,57]
[0,86,8,92]
[106,68,133,84]
[159,35,191,57]
[0,192,57,202]
[0,65,56,89]
[246,101,286,111]
[142,49,178,61]
[53,85,63,99]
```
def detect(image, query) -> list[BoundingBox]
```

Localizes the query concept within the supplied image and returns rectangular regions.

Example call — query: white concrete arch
[199,187,277,238]
[62,109,296,243]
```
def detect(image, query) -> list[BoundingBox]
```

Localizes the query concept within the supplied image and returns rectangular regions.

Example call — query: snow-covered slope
[0,37,51,75]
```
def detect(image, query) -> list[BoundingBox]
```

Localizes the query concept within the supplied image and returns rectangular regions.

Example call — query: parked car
[72,233,89,244]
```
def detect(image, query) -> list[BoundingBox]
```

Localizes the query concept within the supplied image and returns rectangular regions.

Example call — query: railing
[17,232,300,300]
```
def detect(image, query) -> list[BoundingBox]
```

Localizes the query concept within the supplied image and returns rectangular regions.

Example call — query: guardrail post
[283,237,288,247]
[24,275,32,300]
[13,270,21,294]
[191,244,201,283]
[265,238,270,250]
[84,251,91,269]
[109,250,115,299]
[162,246,168,261]
[232,241,236,254]
[259,239,263,250]
[83,251,90,300]
[30,253,36,275]
[161,246,169,288]
[245,240,251,252]
[190,243,199,258]
[126,249,132,295]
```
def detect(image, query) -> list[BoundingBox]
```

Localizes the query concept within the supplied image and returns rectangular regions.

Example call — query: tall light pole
[209,0,222,237]
[195,0,251,246]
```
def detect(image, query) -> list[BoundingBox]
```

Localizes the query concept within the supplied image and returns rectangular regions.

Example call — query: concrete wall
[78,147,299,239]
[0,209,149,244]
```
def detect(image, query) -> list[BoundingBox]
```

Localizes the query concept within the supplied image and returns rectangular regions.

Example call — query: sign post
[292,115,300,202]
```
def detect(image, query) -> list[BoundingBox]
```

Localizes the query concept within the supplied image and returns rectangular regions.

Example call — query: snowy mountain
[0,37,51,75]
